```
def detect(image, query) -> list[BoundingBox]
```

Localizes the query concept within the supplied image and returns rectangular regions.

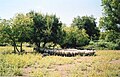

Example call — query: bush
[86,40,120,50]
[105,31,120,43]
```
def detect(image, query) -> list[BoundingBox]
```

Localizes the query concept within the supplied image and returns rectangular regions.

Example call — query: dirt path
[23,67,33,76]
[52,64,75,77]
[22,56,93,77]
[110,59,120,64]
[47,56,93,77]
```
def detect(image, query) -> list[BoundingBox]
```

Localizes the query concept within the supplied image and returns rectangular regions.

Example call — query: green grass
[0,46,120,77]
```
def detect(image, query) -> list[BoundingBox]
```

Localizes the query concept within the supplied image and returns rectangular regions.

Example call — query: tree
[12,13,33,52]
[27,11,46,50]
[0,14,33,53]
[0,19,20,53]
[100,0,120,32]
[72,16,100,40]
[99,0,120,49]
[27,11,64,50]
[60,26,89,48]
[0,19,7,45]
[45,14,63,48]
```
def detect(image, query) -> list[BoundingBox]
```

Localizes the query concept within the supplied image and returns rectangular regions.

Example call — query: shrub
[86,40,120,50]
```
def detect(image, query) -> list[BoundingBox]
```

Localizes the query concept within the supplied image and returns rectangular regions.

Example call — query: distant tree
[72,16,100,40]
[61,26,89,48]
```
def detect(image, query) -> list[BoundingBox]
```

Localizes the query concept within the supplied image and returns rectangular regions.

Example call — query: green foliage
[86,40,120,50]
[99,0,120,48]
[101,0,120,32]
[97,41,119,50]
[1,9,120,50]
[105,30,120,43]
[12,13,33,42]
[0,14,33,52]
[1,11,64,52]
[0,19,13,45]
[61,26,90,48]
[27,11,63,49]
[44,14,63,47]
[12,13,34,52]
[99,32,106,40]
[27,11,46,47]
[72,16,100,40]
[98,31,120,50]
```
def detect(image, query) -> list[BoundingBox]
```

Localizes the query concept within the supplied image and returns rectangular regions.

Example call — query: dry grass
[0,46,120,77]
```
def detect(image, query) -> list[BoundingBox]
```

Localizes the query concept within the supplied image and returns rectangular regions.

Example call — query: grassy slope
[0,46,120,77]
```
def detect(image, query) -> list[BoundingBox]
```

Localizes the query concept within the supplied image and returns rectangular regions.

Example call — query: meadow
[0,46,120,77]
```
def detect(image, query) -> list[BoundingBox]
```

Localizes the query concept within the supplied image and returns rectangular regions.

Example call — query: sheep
[34,48,96,57]
[84,50,95,56]
[42,53,49,57]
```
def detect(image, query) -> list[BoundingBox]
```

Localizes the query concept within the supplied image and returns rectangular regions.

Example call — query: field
[0,46,120,77]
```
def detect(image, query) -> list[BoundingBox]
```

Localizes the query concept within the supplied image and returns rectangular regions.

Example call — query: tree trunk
[20,42,23,52]
[15,45,20,53]
[13,43,16,53]
[13,40,20,53]
[38,42,40,48]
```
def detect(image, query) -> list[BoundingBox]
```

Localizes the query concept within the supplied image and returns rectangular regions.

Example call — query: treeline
[0,0,120,53]
[0,12,65,53]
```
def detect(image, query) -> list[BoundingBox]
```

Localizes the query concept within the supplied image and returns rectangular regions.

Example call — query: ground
[0,46,120,77]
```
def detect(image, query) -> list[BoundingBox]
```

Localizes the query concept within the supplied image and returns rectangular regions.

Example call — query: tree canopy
[27,11,64,50]
[60,26,89,48]
[98,0,120,49]
[100,0,120,32]
[72,16,100,40]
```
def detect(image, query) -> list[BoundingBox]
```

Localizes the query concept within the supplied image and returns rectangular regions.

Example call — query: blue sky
[0,0,102,25]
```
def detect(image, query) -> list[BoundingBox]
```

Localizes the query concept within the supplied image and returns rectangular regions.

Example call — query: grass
[69,50,120,77]
[0,46,120,77]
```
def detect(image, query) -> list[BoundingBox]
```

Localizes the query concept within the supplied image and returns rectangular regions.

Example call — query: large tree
[99,0,120,45]
[72,16,100,40]
[100,0,120,32]
[27,11,46,50]
[27,11,64,50]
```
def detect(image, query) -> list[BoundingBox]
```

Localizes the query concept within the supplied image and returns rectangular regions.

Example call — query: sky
[0,0,102,25]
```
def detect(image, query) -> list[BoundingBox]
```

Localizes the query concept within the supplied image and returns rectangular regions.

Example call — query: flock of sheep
[38,48,96,57]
